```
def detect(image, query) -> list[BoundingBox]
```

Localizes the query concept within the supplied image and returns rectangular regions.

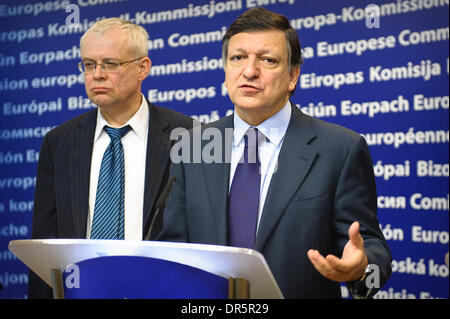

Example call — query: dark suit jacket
[28,100,193,298]
[158,102,392,298]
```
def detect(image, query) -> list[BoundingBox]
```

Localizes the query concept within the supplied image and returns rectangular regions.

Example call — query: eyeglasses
[78,57,143,73]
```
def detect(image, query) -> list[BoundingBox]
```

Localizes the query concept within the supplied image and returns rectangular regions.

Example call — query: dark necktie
[228,128,261,248]
[91,125,131,239]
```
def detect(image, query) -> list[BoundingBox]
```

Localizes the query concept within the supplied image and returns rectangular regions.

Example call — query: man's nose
[243,56,259,79]
[93,64,107,79]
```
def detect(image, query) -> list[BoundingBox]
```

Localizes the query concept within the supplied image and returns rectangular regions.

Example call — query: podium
[8,239,283,299]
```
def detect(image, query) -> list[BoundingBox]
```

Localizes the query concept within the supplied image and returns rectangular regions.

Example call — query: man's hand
[307,221,368,282]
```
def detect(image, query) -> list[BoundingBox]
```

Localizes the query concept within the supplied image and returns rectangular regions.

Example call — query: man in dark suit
[158,8,391,298]
[29,18,193,298]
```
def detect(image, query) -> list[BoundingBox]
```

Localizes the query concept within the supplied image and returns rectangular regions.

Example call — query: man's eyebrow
[231,48,247,54]
[82,57,119,61]
[231,48,281,58]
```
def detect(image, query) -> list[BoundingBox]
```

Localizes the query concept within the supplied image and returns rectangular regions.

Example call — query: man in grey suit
[29,18,193,298]
[158,7,391,298]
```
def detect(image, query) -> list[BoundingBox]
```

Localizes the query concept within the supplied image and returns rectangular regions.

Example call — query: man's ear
[289,66,301,92]
[138,57,151,80]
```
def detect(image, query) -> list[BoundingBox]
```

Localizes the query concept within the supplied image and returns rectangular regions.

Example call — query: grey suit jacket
[28,101,193,298]
[158,102,392,298]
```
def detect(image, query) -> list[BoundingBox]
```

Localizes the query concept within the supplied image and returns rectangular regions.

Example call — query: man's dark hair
[222,7,303,77]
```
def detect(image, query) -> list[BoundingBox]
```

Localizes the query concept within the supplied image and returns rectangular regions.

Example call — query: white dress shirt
[87,95,149,240]
[229,101,291,230]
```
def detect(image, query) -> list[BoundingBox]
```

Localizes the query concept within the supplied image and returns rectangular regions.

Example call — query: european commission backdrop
[0,0,448,299]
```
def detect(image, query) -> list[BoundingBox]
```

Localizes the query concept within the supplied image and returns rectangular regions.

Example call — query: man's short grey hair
[80,18,149,58]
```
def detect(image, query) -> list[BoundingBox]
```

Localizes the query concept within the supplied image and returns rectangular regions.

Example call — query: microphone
[143,176,176,241]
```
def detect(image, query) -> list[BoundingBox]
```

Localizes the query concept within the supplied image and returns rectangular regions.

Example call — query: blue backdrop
[0,0,448,299]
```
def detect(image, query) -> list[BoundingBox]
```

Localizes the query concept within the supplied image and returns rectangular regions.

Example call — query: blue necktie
[229,128,261,248]
[91,125,131,240]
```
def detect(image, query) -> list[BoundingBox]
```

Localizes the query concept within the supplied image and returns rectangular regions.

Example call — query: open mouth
[239,84,262,93]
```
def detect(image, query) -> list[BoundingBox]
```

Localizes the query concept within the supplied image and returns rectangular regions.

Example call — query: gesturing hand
[307,221,368,282]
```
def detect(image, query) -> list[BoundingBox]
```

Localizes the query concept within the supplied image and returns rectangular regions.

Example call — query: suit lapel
[255,104,318,251]
[201,116,233,245]
[142,103,171,232]
[70,110,97,238]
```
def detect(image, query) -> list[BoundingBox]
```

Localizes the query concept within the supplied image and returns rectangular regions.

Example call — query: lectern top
[9,239,283,299]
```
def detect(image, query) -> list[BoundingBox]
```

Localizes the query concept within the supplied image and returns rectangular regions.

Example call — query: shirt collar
[94,94,149,142]
[233,100,291,147]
